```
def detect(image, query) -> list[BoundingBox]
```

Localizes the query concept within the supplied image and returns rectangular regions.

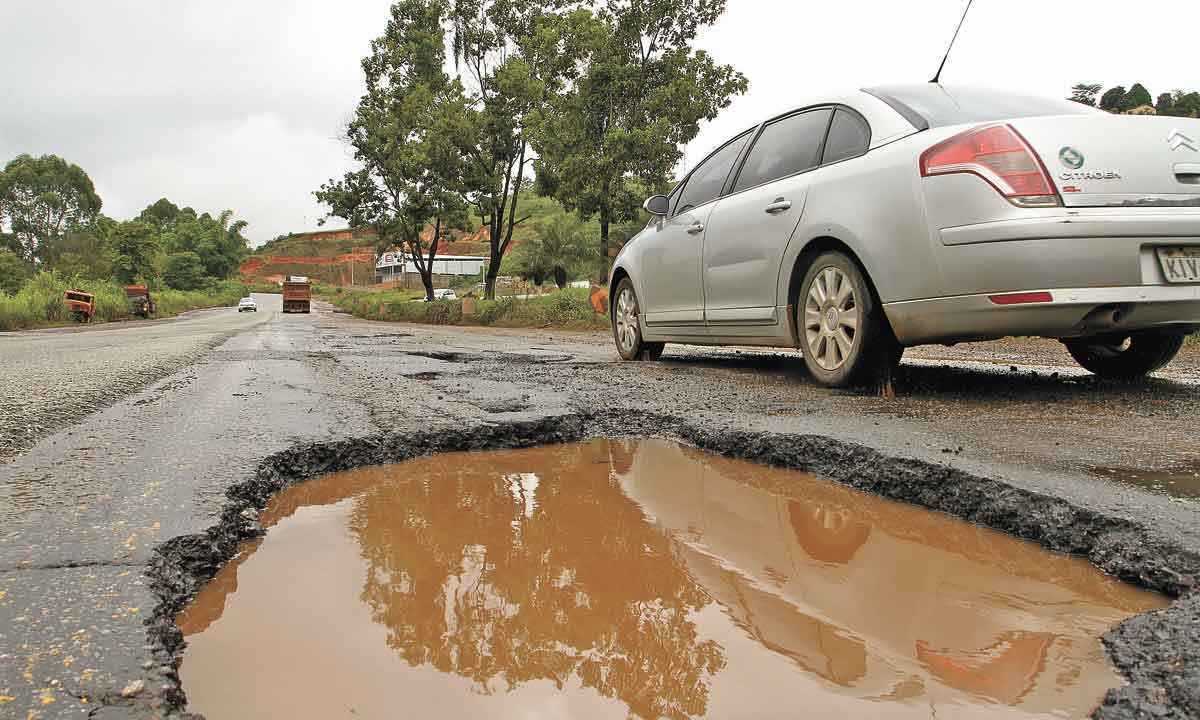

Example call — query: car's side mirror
[643,195,671,217]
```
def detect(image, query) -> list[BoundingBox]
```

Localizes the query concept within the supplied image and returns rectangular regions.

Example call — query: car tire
[797,251,901,388]
[1064,332,1184,379]
[612,278,665,361]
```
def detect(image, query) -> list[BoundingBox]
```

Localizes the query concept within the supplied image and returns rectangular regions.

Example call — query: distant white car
[433,289,457,300]
[237,297,257,313]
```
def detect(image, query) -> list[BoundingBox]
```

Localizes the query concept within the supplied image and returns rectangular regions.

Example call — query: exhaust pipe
[1078,304,1130,334]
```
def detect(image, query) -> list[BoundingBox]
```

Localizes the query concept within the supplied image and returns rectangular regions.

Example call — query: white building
[375,252,488,285]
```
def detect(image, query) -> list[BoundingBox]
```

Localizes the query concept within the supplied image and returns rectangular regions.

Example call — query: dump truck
[64,290,95,323]
[124,285,156,317]
[282,276,311,314]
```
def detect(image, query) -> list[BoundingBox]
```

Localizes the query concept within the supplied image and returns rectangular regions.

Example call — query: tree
[532,0,747,277]
[512,213,595,288]
[108,221,160,284]
[40,215,116,279]
[317,0,470,302]
[1127,83,1153,109]
[1067,83,1102,107]
[0,154,102,263]
[1099,86,1129,113]
[138,198,181,234]
[1156,92,1176,116]
[1174,91,1200,118]
[157,205,249,280]
[0,249,31,295]
[163,251,207,290]
[446,0,584,298]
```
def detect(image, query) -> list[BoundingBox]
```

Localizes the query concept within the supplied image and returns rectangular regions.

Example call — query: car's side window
[732,108,832,192]
[821,108,871,165]
[674,131,752,215]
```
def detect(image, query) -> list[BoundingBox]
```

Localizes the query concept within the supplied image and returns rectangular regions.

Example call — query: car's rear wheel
[612,278,664,361]
[798,251,901,388]
[1064,331,1184,379]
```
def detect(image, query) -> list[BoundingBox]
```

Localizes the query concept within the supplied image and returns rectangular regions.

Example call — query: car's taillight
[920,124,1060,208]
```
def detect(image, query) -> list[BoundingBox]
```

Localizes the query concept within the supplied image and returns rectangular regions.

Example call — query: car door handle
[687,223,705,235]
[765,200,792,215]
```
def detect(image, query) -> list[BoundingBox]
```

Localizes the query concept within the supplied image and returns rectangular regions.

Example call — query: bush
[163,252,207,290]
[330,286,607,330]
[0,249,33,294]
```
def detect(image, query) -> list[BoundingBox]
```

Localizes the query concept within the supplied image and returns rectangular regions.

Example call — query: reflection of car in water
[612,440,1159,713]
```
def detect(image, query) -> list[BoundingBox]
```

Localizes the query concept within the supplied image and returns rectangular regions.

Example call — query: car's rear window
[864,84,1103,130]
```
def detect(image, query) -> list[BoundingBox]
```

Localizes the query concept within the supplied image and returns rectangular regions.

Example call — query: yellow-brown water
[177,439,1166,719]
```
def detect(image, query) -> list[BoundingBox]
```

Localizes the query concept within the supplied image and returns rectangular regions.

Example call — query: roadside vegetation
[0,271,248,331]
[0,154,257,331]
[326,285,607,330]
[1068,82,1200,116]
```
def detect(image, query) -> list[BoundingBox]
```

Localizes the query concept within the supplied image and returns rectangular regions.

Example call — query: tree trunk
[485,260,500,300]
[421,272,435,302]
[599,213,610,282]
[599,177,612,281]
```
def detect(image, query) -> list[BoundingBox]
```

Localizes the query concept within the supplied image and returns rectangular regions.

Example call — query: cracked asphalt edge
[133,410,1198,720]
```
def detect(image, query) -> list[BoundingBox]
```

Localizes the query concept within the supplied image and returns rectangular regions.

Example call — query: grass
[0,272,250,332]
[329,286,609,330]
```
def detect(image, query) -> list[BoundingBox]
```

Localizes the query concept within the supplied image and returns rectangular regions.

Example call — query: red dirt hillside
[240,226,493,286]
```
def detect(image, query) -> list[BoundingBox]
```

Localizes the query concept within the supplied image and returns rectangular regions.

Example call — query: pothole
[175,439,1165,719]
[403,372,441,381]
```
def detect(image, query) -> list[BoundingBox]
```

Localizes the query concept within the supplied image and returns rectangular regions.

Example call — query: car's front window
[674,130,752,214]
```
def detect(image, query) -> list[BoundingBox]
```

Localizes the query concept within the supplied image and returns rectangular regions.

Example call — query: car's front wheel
[612,278,664,361]
[1064,331,1184,379]
[798,251,901,388]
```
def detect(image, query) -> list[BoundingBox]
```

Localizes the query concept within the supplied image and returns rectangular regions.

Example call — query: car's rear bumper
[885,285,1200,345]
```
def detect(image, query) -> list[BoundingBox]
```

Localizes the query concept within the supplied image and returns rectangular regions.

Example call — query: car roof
[863,83,1103,129]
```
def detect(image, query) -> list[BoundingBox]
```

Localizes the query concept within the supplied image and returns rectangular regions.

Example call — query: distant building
[375,252,488,287]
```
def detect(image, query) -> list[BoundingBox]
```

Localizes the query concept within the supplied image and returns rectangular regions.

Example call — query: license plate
[1156,247,1200,283]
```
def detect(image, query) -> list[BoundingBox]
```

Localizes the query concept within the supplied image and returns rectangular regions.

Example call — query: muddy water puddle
[178,440,1166,719]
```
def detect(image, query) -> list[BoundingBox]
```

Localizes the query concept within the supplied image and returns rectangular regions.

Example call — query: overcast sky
[1,0,1194,246]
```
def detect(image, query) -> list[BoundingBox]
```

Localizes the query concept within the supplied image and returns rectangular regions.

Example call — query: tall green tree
[0,154,102,263]
[1067,83,1102,107]
[1174,91,1200,118]
[1156,92,1176,115]
[138,198,181,234]
[445,0,585,298]
[108,221,161,284]
[317,0,470,302]
[163,251,207,290]
[156,204,249,280]
[41,215,116,280]
[1099,85,1130,113]
[532,0,747,276]
[1127,83,1153,109]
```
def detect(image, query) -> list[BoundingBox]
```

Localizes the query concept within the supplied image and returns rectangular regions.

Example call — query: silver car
[610,84,1200,386]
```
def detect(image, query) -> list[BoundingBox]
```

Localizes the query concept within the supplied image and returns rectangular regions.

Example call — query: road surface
[0,294,1197,719]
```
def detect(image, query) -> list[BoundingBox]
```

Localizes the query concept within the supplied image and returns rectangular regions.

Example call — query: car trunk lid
[1010,115,1200,208]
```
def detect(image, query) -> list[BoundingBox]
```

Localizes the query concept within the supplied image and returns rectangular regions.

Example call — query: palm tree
[516,214,595,289]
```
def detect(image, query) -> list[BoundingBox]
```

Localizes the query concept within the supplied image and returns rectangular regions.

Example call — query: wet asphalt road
[0,295,1198,718]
